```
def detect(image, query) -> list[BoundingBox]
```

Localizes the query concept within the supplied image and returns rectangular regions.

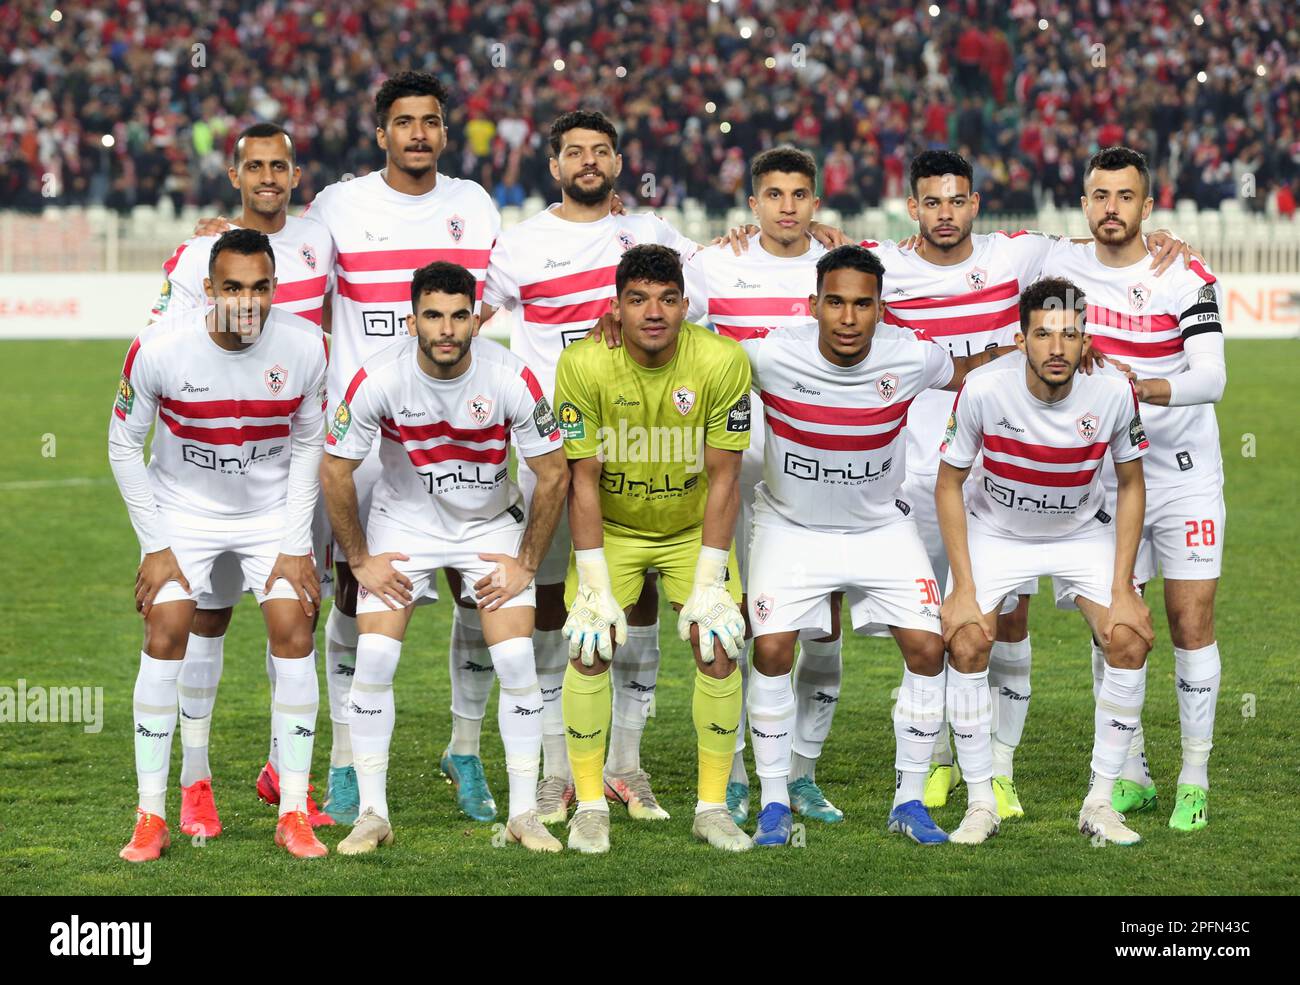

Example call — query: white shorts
[517,455,571,586]
[1133,483,1225,583]
[734,397,765,586]
[747,505,942,638]
[959,514,1115,616]
[333,445,384,564]
[900,470,1036,614]
[356,520,535,615]
[200,497,333,608]
[153,515,303,608]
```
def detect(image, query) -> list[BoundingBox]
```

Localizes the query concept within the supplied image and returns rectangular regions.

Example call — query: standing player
[742,246,1012,846]
[554,245,752,853]
[302,72,505,822]
[479,111,704,825]
[321,262,569,854]
[1043,147,1226,831]
[680,146,843,827]
[153,122,340,832]
[937,277,1155,845]
[109,230,329,861]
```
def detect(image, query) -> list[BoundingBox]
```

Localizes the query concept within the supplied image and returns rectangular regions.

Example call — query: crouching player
[937,277,1155,845]
[320,262,568,854]
[109,229,329,860]
[555,244,753,854]
[742,245,1009,847]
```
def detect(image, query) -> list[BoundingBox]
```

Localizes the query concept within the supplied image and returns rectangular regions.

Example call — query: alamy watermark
[0,679,104,733]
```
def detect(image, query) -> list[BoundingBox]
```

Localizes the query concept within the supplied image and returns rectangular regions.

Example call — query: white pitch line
[0,477,113,491]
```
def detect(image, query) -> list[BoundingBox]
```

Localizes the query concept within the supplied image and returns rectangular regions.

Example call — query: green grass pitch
[0,338,1294,895]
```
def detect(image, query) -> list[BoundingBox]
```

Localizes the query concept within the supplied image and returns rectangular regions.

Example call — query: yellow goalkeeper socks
[693,667,742,805]
[562,663,611,804]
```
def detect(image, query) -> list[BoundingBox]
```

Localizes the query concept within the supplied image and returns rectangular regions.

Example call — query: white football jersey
[304,171,501,409]
[325,336,561,542]
[940,351,1149,538]
[110,306,328,528]
[865,231,1054,477]
[683,233,827,340]
[483,206,699,398]
[742,322,954,532]
[1042,239,1224,491]
[150,214,336,326]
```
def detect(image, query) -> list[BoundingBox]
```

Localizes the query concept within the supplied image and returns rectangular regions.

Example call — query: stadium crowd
[1,0,1297,216]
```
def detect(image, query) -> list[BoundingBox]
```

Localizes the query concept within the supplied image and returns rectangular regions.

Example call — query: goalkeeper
[554,244,753,855]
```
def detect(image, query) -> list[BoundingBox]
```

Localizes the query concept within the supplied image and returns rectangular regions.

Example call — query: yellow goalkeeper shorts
[564,525,742,611]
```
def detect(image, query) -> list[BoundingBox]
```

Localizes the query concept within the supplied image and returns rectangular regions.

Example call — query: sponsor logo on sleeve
[726,392,751,432]
[1129,414,1148,448]
[329,401,352,441]
[1176,450,1193,471]
[940,411,957,453]
[558,401,585,440]
[115,376,135,416]
[1197,283,1216,305]
[533,397,558,437]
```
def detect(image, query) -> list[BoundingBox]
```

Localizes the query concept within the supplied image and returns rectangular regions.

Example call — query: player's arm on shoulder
[941,340,1014,391]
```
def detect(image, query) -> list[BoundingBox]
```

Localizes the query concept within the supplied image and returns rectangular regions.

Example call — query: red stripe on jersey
[714,322,772,341]
[162,244,187,277]
[121,337,143,380]
[982,456,1097,487]
[886,279,1019,310]
[297,306,324,326]
[382,417,510,443]
[1086,303,1179,333]
[273,275,330,304]
[709,297,812,318]
[858,240,881,248]
[983,433,1108,464]
[521,366,544,401]
[1187,259,1216,284]
[1089,334,1184,358]
[767,414,906,452]
[995,229,1031,238]
[518,265,618,302]
[159,395,303,420]
[883,306,1015,337]
[522,297,609,325]
[339,278,486,304]
[343,368,368,404]
[761,390,912,427]
[405,443,509,466]
[158,411,291,446]
[336,248,492,273]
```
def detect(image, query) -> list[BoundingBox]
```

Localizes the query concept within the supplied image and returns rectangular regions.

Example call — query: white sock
[534,626,570,780]
[1090,639,1106,701]
[609,620,659,774]
[133,653,181,818]
[1119,722,1154,785]
[265,641,279,771]
[988,635,1031,778]
[491,636,542,819]
[893,666,945,807]
[576,799,609,814]
[947,667,995,808]
[732,638,750,763]
[272,654,320,816]
[748,668,795,807]
[791,635,842,782]
[1175,643,1220,789]
[324,606,357,769]
[1087,663,1148,807]
[349,633,402,821]
[449,604,493,757]
[178,633,223,787]
[930,661,954,767]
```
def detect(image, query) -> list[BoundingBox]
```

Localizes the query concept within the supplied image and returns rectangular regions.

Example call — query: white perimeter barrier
[0,272,1295,341]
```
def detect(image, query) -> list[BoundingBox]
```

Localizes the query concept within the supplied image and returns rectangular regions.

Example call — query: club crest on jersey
[1077,412,1099,441]
[966,267,988,291]
[1129,283,1150,311]
[468,394,493,425]
[299,243,317,271]
[672,386,696,416]
[877,373,899,401]
[618,231,636,252]
[753,594,774,625]
[448,214,465,243]
[265,364,287,396]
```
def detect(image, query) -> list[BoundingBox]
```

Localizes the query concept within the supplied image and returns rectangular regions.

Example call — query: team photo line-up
[110,70,1225,861]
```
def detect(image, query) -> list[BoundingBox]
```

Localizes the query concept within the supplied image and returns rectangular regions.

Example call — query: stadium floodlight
[1038,18,1049,30]
[929,4,940,17]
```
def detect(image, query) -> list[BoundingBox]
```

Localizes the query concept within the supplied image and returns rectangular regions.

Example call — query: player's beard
[393,145,438,180]
[920,216,973,253]
[1092,214,1138,246]
[418,334,472,366]
[1027,353,1080,392]
[563,169,615,206]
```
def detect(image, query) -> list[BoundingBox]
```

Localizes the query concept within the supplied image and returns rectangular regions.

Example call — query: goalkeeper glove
[677,545,745,662]
[562,548,627,666]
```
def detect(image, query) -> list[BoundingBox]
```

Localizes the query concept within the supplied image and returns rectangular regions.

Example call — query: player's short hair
[615,244,684,296]
[909,149,974,198]
[815,244,885,296]
[208,228,275,280]
[750,145,817,193]
[548,111,619,157]
[1086,145,1151,199]
[233,122,294,167]
[410,261,477,311]
[375,71,451,128]
[1019,277,1087,332]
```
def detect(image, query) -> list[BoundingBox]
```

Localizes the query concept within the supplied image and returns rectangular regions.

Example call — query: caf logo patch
[330,401,352,441]
[558,401,584,440]
[115,375,135,415]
